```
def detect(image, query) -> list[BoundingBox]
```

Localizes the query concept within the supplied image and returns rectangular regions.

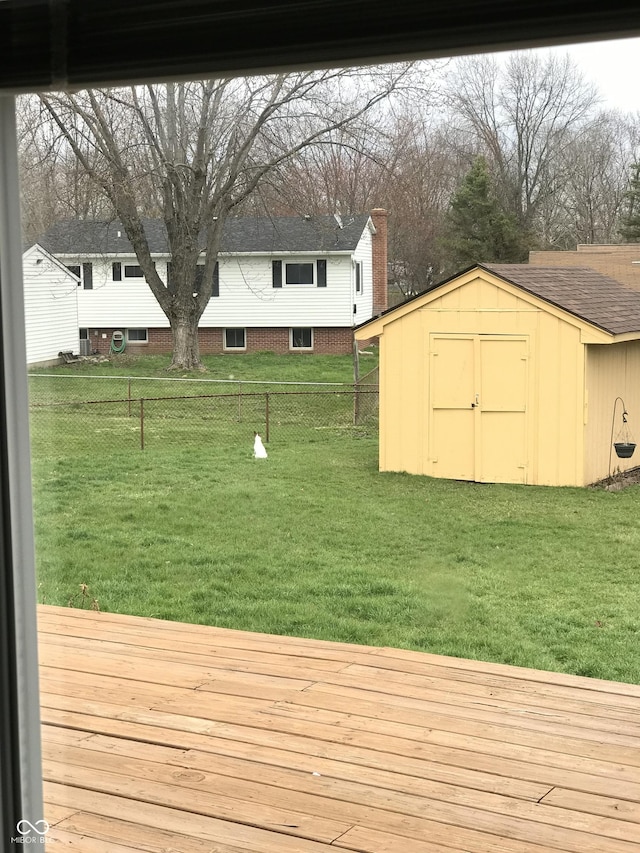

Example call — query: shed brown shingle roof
[483,264,640,335]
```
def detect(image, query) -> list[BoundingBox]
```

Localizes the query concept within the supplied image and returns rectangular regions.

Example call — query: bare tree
[446,51,599,236]
[255,129,393,218]
[38,67,412,369]
[541,111,636,247]
[17,96,114,242]
[383,116,471,295]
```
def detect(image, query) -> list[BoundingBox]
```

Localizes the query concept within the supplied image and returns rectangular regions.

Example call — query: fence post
[265,393,270,442]
[140,398,144,450]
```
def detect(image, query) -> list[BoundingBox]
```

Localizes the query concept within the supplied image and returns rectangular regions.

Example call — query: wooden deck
[38,604,640,852]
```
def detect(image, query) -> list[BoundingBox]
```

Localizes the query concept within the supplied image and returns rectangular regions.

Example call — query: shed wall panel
[379,312,425,474]
[533,311,584,487]
[584,342,640,484]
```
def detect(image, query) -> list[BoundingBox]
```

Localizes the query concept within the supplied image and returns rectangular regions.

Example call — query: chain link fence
[28,375,378,457]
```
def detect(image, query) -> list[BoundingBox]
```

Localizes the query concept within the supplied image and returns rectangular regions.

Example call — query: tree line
[16,51,640,368]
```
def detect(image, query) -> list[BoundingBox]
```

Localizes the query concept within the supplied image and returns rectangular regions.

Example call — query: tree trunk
[169,315,204,371]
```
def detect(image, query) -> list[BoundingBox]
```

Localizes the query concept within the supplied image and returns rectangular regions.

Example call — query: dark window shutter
[82,262,93,290]
[355,262,361,293]
[112,262,122,281]
[317,259,327,287]
[272,260,282,288]
[212,262,219,297]
[194,266,205,293]
[166,262,174,293]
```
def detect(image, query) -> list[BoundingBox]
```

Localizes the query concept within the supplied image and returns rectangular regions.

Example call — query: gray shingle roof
[483,264,640,335]
[36,214,370,256]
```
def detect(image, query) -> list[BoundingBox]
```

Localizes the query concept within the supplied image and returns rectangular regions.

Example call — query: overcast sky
[499,36,640,114]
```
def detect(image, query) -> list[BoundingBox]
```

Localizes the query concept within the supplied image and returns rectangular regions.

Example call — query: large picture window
[285,262,314,284]
[1,3,631,849]
[273,259,327,287]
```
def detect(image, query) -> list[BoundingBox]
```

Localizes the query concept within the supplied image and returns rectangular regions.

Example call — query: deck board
[38,604,640,852]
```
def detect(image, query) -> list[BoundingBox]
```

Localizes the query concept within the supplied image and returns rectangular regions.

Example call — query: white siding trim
[23,245,79,364]
[70,246,378,330]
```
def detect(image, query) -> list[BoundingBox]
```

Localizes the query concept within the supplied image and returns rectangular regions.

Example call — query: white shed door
[429,334,529,483]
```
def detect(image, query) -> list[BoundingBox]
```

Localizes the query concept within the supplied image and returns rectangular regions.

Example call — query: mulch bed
[591,465,640,491]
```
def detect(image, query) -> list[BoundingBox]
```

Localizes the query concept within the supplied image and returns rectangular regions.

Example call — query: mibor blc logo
[11,819,50,845]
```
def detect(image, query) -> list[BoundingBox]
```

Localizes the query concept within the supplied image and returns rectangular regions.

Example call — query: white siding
[23,246,79,365]
[73,252,366,328]
[77,256,168,327]
[202,254,355,327]
[352,226,374,324]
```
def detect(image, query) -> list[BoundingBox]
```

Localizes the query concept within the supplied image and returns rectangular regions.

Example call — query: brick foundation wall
[85,326,355,356]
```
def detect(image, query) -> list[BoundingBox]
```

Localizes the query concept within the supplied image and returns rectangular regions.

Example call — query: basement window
[224,328,246,350]
[127,328,148,343]
[290,327,313,350]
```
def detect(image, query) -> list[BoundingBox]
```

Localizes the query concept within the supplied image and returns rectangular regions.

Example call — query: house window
[124,264,143,278]
[127,328,148,343]
[66,262,93,289]
[273,259,326,287]
[285,262,314,284]
[79,328,88,340]
[224,328,246,350]
[355,261,363,293]
[290,327,313,350]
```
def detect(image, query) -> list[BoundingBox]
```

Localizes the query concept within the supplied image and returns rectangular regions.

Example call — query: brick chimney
[370,208,388,315]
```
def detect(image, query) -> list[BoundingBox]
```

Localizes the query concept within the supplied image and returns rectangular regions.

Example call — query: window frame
[1,5,633,846]
[355,260,363,294]
[290,327,314,350]
[223,328,246,351]
[123,264,144,278]
[273,259,327,288]
[285,261,315,285]
[126,328,148,343]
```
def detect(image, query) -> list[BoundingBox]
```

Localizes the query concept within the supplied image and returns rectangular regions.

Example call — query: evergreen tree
[440,156,526,276]
[618,162,640,242]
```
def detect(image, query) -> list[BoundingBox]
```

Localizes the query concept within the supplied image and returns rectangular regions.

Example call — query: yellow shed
[355,263,640,487]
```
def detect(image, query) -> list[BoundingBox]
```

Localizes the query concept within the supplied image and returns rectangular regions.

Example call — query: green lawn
[30,350,377,384]
[32,429,640,685]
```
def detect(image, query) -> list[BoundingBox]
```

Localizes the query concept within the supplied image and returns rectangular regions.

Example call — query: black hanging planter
[609,397,637,477]
[614,442,636,459]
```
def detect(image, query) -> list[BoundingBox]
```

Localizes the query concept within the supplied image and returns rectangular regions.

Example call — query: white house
[22,244,79,366]
[36,210,388,355]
